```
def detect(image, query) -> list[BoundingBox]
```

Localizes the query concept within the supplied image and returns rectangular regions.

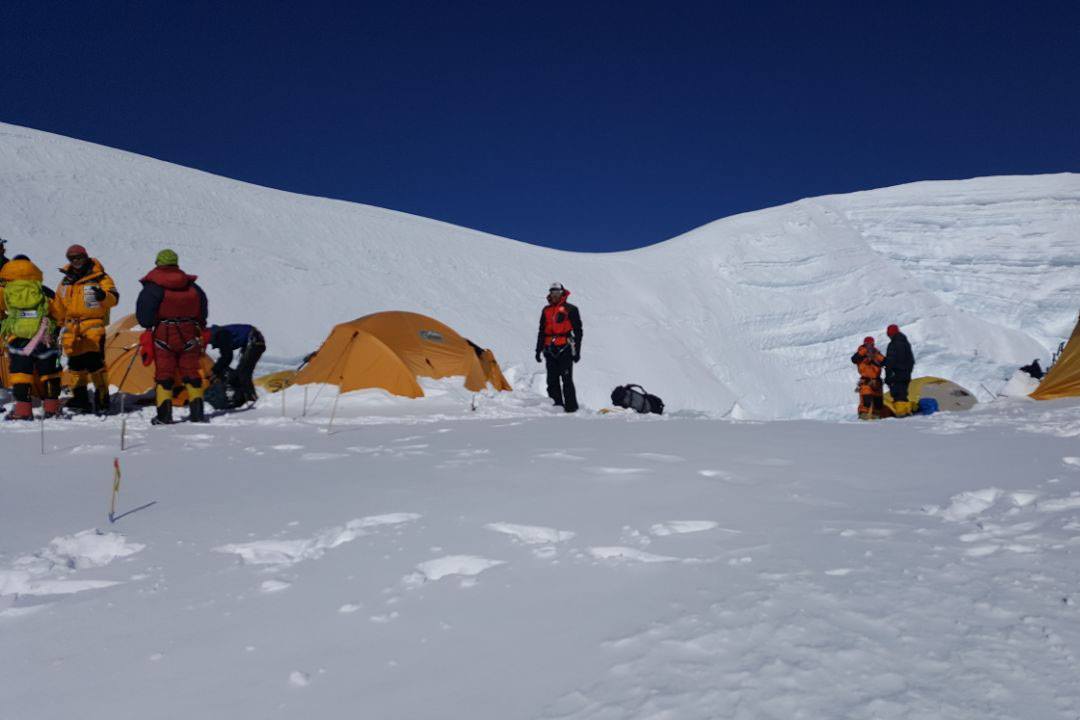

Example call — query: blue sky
[2,1,1078,251]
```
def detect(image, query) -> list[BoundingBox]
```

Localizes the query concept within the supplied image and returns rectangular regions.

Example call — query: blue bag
[918,397,939,415]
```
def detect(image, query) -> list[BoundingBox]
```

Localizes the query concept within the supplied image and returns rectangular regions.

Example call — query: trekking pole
[117,347,140,451]
[40,408,46,455]
[281,383,286,417]
[302,386,308,417]
[471,393,477,412]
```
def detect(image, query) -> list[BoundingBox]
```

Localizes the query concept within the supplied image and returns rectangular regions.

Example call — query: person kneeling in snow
[884,324,915,416]
[208,324,266,407]
[136,249,209,425]
[535,282,583,413]
[852,336,885,420]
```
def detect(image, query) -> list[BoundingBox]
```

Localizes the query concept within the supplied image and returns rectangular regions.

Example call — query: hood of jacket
[61,258,107,285]
[548,289,572,306]
[141,265,197,290]
[0,258,44,283]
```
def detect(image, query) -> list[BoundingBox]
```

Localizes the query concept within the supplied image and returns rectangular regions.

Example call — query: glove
[535,350,542,363]
[573,352,581,364]
[91,286,107,302]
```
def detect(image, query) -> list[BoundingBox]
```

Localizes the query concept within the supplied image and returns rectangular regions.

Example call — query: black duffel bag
[611,384,665,415]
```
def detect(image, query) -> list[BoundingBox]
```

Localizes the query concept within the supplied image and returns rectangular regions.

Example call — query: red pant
[153,322,202,384]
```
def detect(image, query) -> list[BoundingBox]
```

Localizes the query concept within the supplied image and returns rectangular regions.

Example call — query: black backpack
[611,384,665,415]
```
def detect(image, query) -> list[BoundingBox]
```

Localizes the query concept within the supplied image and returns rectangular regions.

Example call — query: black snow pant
[887,373,911,402]
[232,331,266,403]
[544,346,577,412]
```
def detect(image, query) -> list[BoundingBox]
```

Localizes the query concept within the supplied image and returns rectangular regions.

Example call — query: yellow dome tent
[884,376,977,413]
[1031,319,1080,401]
[292,311,512,398]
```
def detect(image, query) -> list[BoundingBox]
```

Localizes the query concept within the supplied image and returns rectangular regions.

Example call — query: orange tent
[293,311,512,398]
[1032,317,1080,400]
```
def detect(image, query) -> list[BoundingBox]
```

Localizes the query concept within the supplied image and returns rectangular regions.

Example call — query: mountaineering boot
[151,384,173,426]
[893,400,912,418]
[90,372,111,415]
[94,386,111,416]
[186,383,208,423]
[5,401,33,421]
[188,397,207,423]
[43,398,63,419]
[66,386,93,414]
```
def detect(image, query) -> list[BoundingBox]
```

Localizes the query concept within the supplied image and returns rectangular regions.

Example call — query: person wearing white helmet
[535,282,583,412]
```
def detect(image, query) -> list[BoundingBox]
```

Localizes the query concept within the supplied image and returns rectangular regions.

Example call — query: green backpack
[2,279,50,340]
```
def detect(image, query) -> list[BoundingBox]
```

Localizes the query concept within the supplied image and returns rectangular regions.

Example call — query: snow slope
[825,175,1080,349]
[1,121,1078,418]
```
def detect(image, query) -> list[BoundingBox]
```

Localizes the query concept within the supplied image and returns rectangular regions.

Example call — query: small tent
[884,376,977,413]
[292,311,511,398]
[1031,319,1080,400]
[254,369,298,394]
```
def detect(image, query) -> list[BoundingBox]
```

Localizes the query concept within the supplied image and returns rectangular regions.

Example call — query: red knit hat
[864,336,874,345]
[66,244,88,259]
[887,324,900,337]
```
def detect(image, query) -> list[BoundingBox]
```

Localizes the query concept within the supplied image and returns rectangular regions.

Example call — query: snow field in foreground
[1,395,1079,719]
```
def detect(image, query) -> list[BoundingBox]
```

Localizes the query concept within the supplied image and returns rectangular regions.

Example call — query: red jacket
[136,266,208,328]
[536,290,583,352]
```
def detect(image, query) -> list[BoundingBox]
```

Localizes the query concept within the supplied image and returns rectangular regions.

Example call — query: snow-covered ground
[2,122,1078,418]
[2,392,1080,719]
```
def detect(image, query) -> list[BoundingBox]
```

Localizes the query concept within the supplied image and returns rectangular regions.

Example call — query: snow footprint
[927,488,1003,521]
[634,452,686,464]
[650,521,733,536]
[403,555,505,589]
[534,451,587,461]
[589,467,650,476]
[0,529,145,600]
[587,547,680,564]
[215,513,421,568]
[485,522,576,559]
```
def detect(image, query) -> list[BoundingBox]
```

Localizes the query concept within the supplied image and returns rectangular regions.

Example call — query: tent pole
[326,332,359,433]
[328,387,342,433]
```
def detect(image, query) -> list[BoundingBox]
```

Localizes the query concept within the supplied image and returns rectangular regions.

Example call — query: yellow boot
[152,384,173,425]
[893,400,912,418]
[186,383,208,423]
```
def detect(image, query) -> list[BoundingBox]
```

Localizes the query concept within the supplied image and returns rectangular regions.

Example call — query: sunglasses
[67,254,88,262]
